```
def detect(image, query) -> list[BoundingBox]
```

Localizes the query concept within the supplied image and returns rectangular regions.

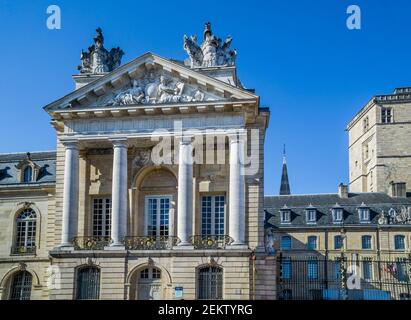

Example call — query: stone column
[229,133,246,246]
[110,138,128,247]
[60,140,79,247]
[177,136,193,246]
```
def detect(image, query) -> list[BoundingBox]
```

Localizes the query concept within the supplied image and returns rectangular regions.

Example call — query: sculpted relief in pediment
[91,72,220,107]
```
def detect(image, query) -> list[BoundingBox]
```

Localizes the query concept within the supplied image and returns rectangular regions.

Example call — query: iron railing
[277,254,411,300]
[72,237,112,250]
[189,235,233,249]
[10,246,36,255]
[124,236,180,250]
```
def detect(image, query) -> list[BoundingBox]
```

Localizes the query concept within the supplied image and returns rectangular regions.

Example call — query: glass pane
[214,196,225,236]
[147,198,157,236]
[201,196,212,236]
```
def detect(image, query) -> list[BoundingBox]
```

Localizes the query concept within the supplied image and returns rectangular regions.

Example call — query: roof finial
[282,144,286,165]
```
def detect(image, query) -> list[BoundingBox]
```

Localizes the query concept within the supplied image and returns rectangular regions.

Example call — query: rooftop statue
[78,28,124,74]
[183,22,237,68]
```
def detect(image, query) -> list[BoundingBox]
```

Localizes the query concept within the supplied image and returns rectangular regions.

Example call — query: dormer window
[306,206,317,224]
[16,153,40,183]
[23,166,33,183]
[280,206,291,224]
[332,205,343,224]
[358,203,370,223]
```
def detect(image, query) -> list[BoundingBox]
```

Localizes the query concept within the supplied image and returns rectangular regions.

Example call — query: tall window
[334,235,343,250]
[281,258,292,280]
[198,266,223,300]
[307,259,318,280]
[76,267,100,300]
[92,198,111,237]
[394,235,405,251]
[362,235,372,250]
[23,166,32,183]
[381,107,393,123]
[281,236,292,250]
[9,271,32,300]
[145,196,171,237]
[362,259,373,281]
[14,208,37,254]
[307,236,317,250]
[201,195,225,236]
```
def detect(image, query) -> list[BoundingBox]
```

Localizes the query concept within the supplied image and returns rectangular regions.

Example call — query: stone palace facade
[0,24,273,300]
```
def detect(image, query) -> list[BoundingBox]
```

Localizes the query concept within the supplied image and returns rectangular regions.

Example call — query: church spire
[279,145,291,195]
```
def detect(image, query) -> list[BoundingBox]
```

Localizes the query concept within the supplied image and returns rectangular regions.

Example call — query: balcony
[11,246,36,255]
[189,235,233,249]
[124,236,180,250]
[72,236,112,250]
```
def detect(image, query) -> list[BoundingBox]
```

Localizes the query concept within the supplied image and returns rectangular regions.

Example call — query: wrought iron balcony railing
[124,236,180,250]
[72,236,112,250]
[11,246,36,255]
[189,235,233,249]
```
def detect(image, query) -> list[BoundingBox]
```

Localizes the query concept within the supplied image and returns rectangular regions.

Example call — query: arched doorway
[135,267,163,300]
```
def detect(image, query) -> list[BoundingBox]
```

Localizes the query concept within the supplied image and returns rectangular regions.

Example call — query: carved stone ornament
[18,262,27,271]
[78,28,124,74]
[95,72,212,107]
[132,149,152,168]
[183,22,237,68]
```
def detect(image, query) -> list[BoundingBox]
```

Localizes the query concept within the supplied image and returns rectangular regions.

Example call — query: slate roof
[264,193,411,228]
[0,151,56,187]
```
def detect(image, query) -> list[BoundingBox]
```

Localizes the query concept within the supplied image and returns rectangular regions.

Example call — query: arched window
[9,271,32,300]
[23,166,33,183]
[14,208,37,254]
[198,266,223,300]
[76,267,100,300]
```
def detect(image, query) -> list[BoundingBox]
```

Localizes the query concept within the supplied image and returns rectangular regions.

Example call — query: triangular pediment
[44,53,258,113]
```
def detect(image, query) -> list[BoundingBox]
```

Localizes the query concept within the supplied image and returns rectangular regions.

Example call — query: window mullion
[211,196,215,235]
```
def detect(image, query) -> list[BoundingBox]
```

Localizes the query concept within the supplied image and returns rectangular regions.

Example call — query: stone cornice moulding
[50,99,257,122]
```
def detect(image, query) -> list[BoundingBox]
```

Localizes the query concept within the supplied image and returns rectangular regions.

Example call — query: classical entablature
[44,53,259,133]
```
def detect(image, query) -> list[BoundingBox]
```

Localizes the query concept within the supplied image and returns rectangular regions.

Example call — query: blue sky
[1,0,411,195]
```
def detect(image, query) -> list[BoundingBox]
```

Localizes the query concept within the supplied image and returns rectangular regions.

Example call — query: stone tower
[347,87,411,195]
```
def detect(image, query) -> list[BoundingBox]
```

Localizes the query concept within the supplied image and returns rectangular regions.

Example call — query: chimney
[389,182,407,198]
[338,183,349,199]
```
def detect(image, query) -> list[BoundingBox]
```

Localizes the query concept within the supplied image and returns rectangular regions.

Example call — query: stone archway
[127,262,172,300]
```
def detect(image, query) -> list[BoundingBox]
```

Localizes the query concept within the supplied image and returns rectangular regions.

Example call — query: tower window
[363,116,369,132]
[381,107,392,123]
